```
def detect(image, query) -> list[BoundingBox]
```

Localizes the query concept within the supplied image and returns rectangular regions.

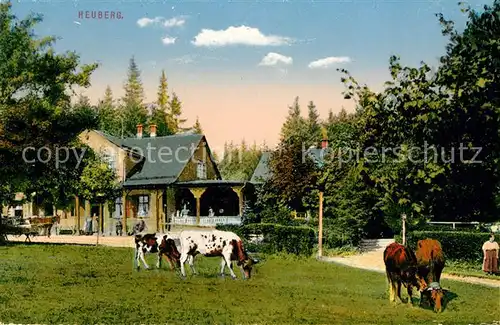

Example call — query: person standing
[482,232,499,275]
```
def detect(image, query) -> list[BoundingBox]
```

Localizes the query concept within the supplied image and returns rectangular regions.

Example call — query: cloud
[258,52,293,67]
[308,56,351,69]
[164,17,185,28]
[137,16,163,28]
[191,25,293,47]
[137,15,187,28]
[162,36,177,45]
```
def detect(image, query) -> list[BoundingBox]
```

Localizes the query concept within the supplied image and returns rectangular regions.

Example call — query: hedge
[216,223,316,256]
[395,231,492,262]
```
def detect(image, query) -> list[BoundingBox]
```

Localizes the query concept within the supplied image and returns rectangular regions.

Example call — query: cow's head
[160,235,181,268]
[239,257,259,279]
[422,282,445,313]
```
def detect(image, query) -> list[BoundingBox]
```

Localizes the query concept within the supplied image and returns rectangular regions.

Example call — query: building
[3,124,250,235]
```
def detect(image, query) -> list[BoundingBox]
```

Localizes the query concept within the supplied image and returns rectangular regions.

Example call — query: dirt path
[320,250,500,288]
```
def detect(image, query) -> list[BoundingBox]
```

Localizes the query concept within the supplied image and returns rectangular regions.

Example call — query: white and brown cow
[177,229,259,280]
[134,233,180,270]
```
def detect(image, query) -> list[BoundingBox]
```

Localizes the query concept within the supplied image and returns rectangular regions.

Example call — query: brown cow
[416,238,447,312]
[134,234,180,270]
[383,242,427,305]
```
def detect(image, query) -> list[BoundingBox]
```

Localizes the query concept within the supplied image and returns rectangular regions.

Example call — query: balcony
[171,215,242,226]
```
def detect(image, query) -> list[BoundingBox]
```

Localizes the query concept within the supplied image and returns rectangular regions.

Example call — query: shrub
[216,223,316,256]
[395,231,491,262]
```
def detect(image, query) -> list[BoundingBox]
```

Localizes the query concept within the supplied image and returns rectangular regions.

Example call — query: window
[197,161,207,179]
[114,197,122,219]
[137,195,149,217]
[101,148,116,171]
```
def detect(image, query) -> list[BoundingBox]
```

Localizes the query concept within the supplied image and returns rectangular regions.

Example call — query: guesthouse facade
[4,125,250,235]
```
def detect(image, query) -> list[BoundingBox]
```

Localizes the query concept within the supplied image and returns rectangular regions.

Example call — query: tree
[97,86,120,135]
[119,56,148,137]
[219,139,262,181]
[122,56,144,108]
[306,100,321,147]
[192,116,203,134]
[0,2,99,218]
[264,139,318,212]
[78,155,120,205]
[334,1,500,225]
[156,70,169,112]
[168,93,187,133]
[279,96,308,144]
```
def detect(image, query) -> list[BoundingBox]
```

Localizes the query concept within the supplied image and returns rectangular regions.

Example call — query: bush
[216,223,316,256]
[395,231,491,262]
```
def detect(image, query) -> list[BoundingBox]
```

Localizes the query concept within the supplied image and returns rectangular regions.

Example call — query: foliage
[0,2,98,208]
[156,70,169,112]
[327,2,500,228]
[217,222,316,256]
[218,140,262,181]
[96,86,121,136]
[262,139,319,212]
[1,245,499,324]
[396,231,492,262]
[167,92,187,134]
[306,100,321,147]
[279,96,308,144]
[192,116,203,134]
[77,155,120,204]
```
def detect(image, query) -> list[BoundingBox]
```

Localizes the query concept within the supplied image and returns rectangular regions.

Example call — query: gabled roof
[250,152,272,184]
[96,131,221,187]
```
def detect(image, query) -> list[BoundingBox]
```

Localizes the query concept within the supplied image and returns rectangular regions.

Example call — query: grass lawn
[445,260,500,280]
[0,244,499,325]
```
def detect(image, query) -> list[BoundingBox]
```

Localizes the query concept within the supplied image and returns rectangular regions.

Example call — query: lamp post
[96,193,105,246]
[402,213,407,246]
[318,190,324,257]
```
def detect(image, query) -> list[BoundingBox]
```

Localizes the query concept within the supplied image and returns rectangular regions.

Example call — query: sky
[9,0,489,154]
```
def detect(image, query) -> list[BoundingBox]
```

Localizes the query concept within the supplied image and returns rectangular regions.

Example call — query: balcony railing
[171,216,242,226]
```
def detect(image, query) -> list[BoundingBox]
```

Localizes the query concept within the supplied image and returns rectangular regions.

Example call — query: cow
[415,238,446,313]
[383,242,427,305]
[134,233,180,271]
[176,229,259,280]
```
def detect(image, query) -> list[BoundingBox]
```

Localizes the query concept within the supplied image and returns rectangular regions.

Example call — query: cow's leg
[389,280,396,302]
[179,253,189,278]
[222,252,237,279]
[188,255,198,275]
[219,257,227,277]
[139,250,149,269]
[156,252,162,269]
[406,285,414,306]
[134,249,140,270]
[396,281,403,303]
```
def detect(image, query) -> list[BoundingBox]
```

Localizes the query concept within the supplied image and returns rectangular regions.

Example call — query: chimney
[150,124,157,138]
[136,124,143,138]
[321,127,328,149]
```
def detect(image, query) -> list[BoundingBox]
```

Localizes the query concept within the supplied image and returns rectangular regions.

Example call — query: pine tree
[148,107,172,136]
[120,56,148,137]
[157,70,169,112]
[168,92,187,133]
[122,56,144,108]
[102,86,113,107]
[327,108,335,125]
[307,100,321,147]
[75,94,92,108]
[193,116,203,134]
[280,96,307,144]
[97,86,120,135]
